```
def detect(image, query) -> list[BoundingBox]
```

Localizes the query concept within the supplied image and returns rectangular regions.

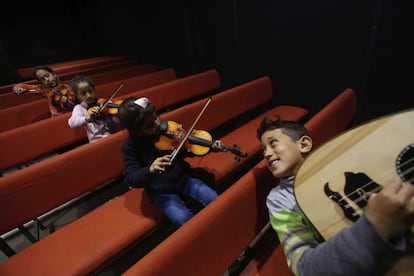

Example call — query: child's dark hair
[70,75,95,94]
[257,116,310,141]
[118,97,156,135]
[33,65,55,81]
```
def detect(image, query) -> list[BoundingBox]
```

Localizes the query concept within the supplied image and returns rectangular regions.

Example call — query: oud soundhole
[396,144,414,185]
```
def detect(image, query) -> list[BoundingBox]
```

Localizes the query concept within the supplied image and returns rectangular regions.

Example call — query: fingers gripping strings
[329,144,414,218]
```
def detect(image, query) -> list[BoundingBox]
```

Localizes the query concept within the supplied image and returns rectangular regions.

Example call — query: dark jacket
[121,136,190,197]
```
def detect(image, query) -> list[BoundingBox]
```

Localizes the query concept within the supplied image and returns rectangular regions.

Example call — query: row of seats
[123,88,357,276]
[2,55,124,92]
[16,56,126,80]
[0,63,159,110]
[1,61,159,109]
[0,56,141,95]
[0,69,220,174]
[0,75,310,275]
[0,67,172,132]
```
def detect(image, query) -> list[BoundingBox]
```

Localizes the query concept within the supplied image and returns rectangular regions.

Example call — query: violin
[48,83,77,106]
[14,82,77,107]
[87,82,124,117]
[155,120,248,161]
[87,98,123,115]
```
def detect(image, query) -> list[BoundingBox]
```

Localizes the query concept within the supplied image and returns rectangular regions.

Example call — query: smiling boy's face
[261,128,311,178]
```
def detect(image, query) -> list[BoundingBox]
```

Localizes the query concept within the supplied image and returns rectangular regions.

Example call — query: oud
[294,108,414,275]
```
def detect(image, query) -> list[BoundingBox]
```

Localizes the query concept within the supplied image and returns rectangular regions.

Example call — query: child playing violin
[68,75,122,143]
[118,96,225,227]
[13,65,78,117]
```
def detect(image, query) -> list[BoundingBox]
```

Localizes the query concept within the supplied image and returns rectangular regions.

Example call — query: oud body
[294,109,414,275]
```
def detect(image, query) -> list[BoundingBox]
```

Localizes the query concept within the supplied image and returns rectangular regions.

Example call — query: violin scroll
[223,143,248,162]
[13,86,28,95]
[13,86,50,95]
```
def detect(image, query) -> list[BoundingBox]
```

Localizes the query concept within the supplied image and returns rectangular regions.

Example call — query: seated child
[118,96,225,227]
[13,65,78,116]
[68,75,122,143]
[257,116,414,275]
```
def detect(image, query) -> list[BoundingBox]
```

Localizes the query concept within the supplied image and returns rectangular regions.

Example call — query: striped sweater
[266,176,407,276]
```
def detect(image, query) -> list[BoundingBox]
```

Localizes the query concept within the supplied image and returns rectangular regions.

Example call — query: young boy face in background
[34,69,58,87]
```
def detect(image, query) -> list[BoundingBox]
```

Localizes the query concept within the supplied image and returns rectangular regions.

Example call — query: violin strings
[338,155,414,213]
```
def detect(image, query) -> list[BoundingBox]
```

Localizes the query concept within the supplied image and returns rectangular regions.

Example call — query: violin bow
[98,82,124,112]
[170,96,212,162]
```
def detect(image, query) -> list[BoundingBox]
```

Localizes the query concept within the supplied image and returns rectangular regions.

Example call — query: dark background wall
[0,0,412,126]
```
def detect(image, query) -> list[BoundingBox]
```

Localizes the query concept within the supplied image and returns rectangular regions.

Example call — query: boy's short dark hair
[257,116,310,141]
